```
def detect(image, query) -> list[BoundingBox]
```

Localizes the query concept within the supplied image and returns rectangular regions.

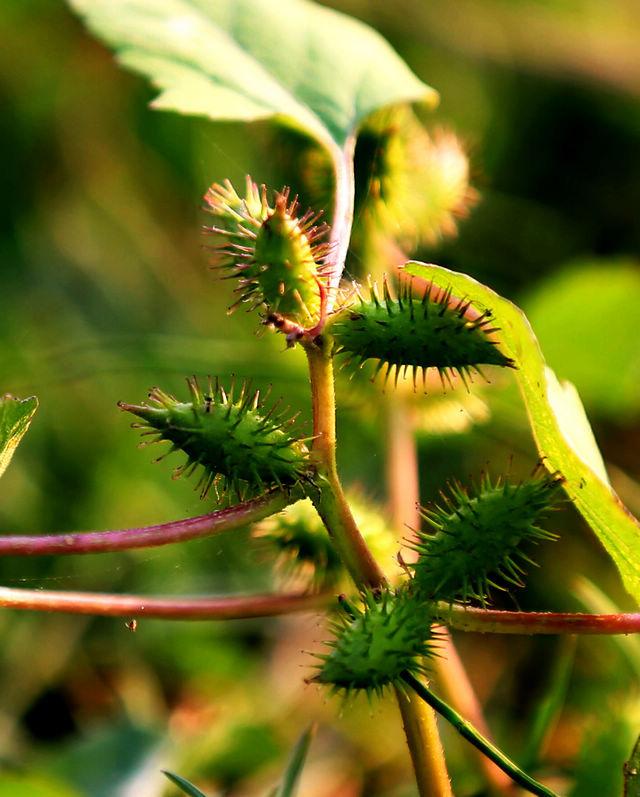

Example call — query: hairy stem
[395,686,453,797]
[441,604,640,635]
[0,490,292,556]
[0,586,328,620]
[306,342,384,586]
[305,342,450,795]
[403,672,559,797]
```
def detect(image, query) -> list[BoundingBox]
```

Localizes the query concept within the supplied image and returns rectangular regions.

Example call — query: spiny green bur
[315,590,437,697]
[254,499,342,587]
[205,180,328,325]
[412,474,563,605]
[250,196,325,323]
[330,277,514,388]
[119,377,310,500]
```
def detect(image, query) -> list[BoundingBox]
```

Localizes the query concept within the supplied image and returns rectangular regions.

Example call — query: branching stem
[441,604,640,635]
[403,672,559,797]
[0,490,292,556]
[305,342,384,587]
[0,586,328,620]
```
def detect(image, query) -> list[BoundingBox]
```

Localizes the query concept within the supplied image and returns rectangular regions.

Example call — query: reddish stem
[444,605,640,635]
[0,490,290,556]
[0,585,330,620]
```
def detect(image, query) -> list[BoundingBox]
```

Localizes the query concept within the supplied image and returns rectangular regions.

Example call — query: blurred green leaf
[163,771,209,797]
[405,261,640,603]
[525,260,640,419]
[67,0,437,152]
[0,774,80,797]
[569,710,639,797]
[0,394,38,480]
[271,725,314,797]
[46,723,160,797]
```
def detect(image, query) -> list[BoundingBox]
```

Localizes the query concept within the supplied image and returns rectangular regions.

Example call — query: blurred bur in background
[1,0,640,795]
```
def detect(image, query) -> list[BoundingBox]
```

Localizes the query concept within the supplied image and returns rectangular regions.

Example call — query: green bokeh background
[1,1,639,795]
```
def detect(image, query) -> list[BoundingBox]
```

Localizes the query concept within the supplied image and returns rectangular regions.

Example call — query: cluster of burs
[118,110,564,698]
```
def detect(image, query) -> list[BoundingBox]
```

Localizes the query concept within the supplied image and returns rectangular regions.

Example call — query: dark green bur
[330,277,514,388]
[412,473,563,605]
[119,377,310,500]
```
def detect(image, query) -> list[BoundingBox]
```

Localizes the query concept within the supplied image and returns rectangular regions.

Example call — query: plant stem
[395,686,453,797]
[305,342,384,587]
[0,586,328,620]
[402,672,559,797]
[440,604,640,635]
[435,628,516,795]
[385,392,511,793]
[325,135,356,314]
[305,343,450,795]
[0,489,292,556]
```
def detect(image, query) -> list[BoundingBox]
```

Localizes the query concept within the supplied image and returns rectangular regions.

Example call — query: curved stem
[306,343,384,587]
[0,585,329,620]
[325,136,356,314]
[441,604,640,635]
[0,490,291,556]
[395,686,453,797]
[403,672,559,797]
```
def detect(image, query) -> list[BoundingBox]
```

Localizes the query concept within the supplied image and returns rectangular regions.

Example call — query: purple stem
[0,490,291,556]
[0,585,330,619]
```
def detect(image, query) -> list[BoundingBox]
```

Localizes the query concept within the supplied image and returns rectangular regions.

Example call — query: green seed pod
[119,377,311,501]
[254,492,402,589]
[253,498,343,588]
[348,106,477,280]
[412,473,563,605]
[314,589,438,698]
[204,178,329,325]
[330,276,515,389]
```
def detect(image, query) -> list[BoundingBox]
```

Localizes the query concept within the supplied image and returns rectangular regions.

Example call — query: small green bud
[119,377,311,501]
[329,275,514,389]
[314,589,438,698]
[412,472,563,605]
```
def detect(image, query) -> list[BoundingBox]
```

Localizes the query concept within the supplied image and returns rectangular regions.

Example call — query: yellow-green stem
[305,341,384,587]
[305,340,451,796]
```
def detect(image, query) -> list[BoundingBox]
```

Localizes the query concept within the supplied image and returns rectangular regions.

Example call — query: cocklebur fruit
[412,472,563,605]
[329,275,514,390]
[313,589,438,698]
[204,178,329,326]
[120,376,311,501]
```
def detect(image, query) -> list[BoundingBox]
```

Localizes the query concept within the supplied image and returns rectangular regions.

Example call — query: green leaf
[163,771,209,797]
[67,0,437,152]
[0,394,38,480]
[404,261,640,604]
[524,260,640,420]
[272,725,314,797]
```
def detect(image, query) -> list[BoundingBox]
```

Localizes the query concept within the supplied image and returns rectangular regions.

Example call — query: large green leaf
[404,261,640,604]
[0,394,38,480]
[67,0,437,152]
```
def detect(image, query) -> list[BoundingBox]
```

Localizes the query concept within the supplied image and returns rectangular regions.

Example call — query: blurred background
[1,0,639,794]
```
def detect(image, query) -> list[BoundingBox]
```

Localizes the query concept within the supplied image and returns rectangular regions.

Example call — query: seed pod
[204,178,329,325]
[119,377,311,501]
[254,492,402,589]
[412,473,563,605]
[330,276,515,389]
[347,107,477,279]
[314,589,438,698]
